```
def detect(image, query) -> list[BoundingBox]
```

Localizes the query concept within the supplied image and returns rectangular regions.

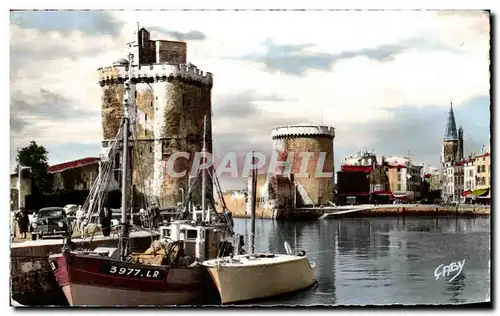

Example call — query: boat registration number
[101,264,165,280]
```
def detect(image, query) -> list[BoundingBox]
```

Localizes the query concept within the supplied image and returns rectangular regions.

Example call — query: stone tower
[271,124,336,205]
[441,102,459,164]
[98,27,213,209]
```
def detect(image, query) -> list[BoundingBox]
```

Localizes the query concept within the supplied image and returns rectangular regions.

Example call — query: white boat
[202,151,317,304]
[203,252,316,304]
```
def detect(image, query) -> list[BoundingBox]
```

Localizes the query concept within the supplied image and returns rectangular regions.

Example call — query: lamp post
[17,165,31,211]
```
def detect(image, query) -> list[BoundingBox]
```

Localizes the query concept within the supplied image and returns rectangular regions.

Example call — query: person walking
[139,208,147,228]
[75,206,84,233]
[80,210,88,234]
[100,206,112,237]
[16,208,29,239]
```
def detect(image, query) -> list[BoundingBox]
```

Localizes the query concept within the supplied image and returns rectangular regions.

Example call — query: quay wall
[10,234,155,306]
[222,195,490,220]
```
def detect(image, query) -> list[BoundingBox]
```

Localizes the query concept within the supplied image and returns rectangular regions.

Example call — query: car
[31,207,73,239]
[63,204,79,216]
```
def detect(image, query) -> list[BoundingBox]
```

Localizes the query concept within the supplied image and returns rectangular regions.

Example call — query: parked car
[31,207,73,239]
[63,204,79,216]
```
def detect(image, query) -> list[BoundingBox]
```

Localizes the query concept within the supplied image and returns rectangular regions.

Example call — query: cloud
[242,36,462,76]
[214,91,288,119]
[9,10,491,191]
[10,10,124,36]
[148,26,206,41]
[11,89,94,121]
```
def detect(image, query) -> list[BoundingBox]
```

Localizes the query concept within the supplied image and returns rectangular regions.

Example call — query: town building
[10,157,100,210]
[473,150,491,204]
[385,156,423,202]
[99,27,213,209]
[423,166,441,192]
[440,102,464,202]
[337,151,391,205]
[462,156,477,203]
[454,161,465,202]
[49,157,99,191]
[336,164,372,205]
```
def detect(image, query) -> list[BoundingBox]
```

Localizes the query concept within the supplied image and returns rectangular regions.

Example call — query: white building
[442,162,455,202]
[463,157,476,202]
[385,156,424,201]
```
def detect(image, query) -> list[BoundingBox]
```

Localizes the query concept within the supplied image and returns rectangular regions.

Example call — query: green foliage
[16,141,50,194]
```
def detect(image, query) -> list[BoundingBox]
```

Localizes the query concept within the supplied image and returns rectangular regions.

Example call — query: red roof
[476,152,490,158]
[341,165,373,173]
[424,173,432,178]
[48,157,100,174]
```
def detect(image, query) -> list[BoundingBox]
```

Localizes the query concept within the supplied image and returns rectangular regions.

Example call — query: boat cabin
[159,221,228,261]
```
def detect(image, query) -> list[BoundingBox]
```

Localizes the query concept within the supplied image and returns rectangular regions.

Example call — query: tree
[16,141,50,195]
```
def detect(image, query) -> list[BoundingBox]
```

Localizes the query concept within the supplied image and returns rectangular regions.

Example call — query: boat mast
[250,151,257,255]
[201,115,208,223]
[119,52,133,260]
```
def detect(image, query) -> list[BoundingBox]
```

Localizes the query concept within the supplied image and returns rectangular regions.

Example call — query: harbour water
[233,217,490,306]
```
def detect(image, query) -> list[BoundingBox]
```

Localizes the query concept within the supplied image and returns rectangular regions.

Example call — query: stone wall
[99,63,214,209]
[273,136,334,205]
[443,140,459,163]
[156,40,187,64]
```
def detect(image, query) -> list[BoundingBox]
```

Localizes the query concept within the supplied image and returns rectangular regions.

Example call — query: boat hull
[49,251,208,306]
[205,255,316,304]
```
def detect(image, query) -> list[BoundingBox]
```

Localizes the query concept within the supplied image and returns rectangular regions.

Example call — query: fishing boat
[48,52,237,306]
[202,152,317,304]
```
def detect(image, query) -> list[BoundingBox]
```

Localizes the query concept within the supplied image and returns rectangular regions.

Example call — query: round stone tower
[271,124,335,206]
[99,28,213,209]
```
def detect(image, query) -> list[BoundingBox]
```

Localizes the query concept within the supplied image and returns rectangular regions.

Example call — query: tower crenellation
[98,63,213,88]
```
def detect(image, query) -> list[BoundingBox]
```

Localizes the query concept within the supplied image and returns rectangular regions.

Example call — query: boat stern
[48,252,73,305]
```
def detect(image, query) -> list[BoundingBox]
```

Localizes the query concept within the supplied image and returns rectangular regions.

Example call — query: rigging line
[79,125,125,247]
[206,168,231,231]
[82,124,124,219]
[129,124,156,247]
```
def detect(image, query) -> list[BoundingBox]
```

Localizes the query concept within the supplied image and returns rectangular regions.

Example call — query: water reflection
[232,217,490,306]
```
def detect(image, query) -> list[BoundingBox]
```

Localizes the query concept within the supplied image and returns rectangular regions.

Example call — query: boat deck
[203,253,305,267]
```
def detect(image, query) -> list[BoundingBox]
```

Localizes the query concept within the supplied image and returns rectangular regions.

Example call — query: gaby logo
[434,259,465,282]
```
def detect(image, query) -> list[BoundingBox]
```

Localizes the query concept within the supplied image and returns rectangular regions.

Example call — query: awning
[472,188,490,197]
[461,190,472,197]
[393,194,408,201]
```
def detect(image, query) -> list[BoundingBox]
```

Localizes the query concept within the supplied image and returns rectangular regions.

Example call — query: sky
[9,10,491,189]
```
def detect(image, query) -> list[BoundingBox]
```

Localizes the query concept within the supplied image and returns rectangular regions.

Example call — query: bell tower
[441,102,459,164]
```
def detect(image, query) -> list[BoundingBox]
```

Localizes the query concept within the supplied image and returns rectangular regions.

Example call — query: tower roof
[444,102,458,141]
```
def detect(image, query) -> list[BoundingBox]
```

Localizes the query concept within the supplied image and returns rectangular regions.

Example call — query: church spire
[444,101,458,141]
